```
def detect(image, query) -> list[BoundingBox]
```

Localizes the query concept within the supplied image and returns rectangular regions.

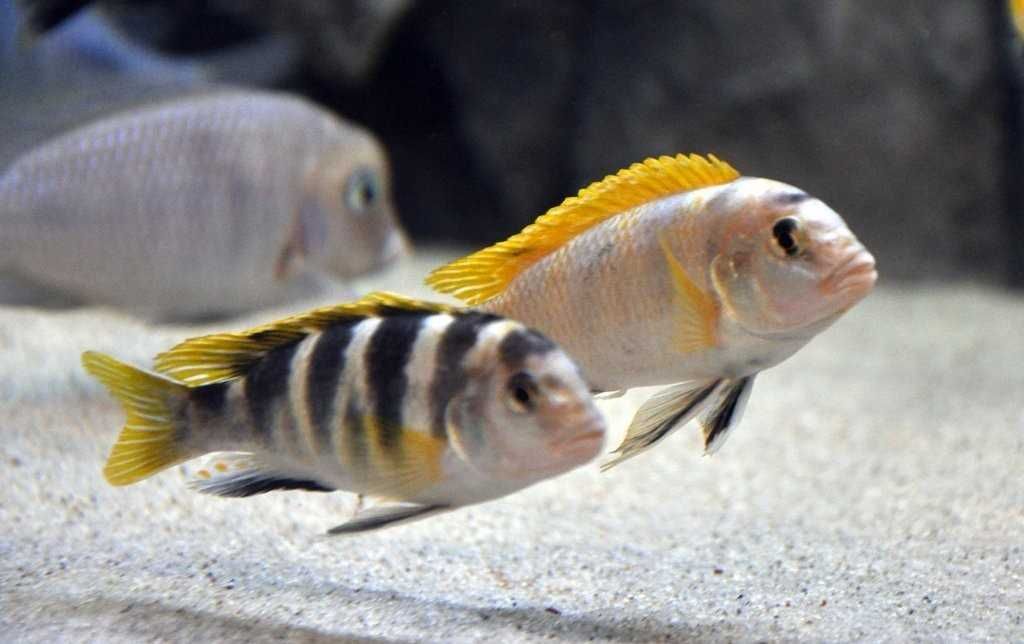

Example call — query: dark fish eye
[505,372,538,414]
[344,167,380,214]
[772,217,800,257]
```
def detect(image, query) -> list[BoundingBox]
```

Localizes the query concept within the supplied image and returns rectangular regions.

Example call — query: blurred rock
[199,0,414,84]
[418,1,586,236]
[16,0,411,84]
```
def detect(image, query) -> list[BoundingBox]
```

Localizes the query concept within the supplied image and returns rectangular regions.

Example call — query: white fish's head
[446,324,606,482]
[303,131,409,277]
[708,178,877,337]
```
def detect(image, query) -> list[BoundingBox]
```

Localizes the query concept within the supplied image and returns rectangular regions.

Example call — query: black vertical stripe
[190,381,229,415]
[364,314,426,455]
[244,342,300,444]
[428,312,500,438]
[498,328,556,371]
[775,191,809,205]
[306,321,357,453]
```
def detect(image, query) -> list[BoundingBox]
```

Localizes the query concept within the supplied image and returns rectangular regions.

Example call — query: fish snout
[820,243,877,299]
[381,229,411,265]
[547,406,607,462]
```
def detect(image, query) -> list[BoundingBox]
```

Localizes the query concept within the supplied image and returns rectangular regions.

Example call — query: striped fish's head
[447,324,606,482]
[708,178,877,338]
[303,132,410,278]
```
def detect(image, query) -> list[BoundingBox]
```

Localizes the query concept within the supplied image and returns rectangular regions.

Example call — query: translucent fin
[153,291,457,385]
[426,153,740,304]
[602,380,722,471]
[326,503,449,535]
[659,234,719,353]
[700,376,756,455]
[81,351,193,486]
[593,389,626,400]
[188,453,334,498]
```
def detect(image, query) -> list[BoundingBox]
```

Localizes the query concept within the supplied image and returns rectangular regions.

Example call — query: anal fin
[700,376,755,455]
[326,503,449,535]
[602,379,722,470]
[188,452,335,497]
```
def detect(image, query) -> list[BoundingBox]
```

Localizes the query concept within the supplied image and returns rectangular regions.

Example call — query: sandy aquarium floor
[0,249,1022,643]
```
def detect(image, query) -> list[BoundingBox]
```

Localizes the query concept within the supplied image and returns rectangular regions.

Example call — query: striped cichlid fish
[427,154,876,468]
[81,292,606,534]
[0,89,407,319]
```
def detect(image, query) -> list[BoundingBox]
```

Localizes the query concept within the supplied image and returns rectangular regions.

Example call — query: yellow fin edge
[426,153,740,305]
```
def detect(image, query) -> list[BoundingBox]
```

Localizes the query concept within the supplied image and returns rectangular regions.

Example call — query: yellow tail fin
[81,351,192,486]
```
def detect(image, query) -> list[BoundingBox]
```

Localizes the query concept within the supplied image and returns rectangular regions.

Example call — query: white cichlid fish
[0,89,408,319]
[81,292,606,534]
[427,154,877,467]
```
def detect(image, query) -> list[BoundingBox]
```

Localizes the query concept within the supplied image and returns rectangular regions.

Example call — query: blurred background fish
[0,89,408,319]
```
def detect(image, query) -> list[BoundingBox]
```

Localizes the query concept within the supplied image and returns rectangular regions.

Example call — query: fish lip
[506,428,605,479]
[551,429,606,451]
[382,231,410,263]
[834,265,878,296]
[820,249,877,295]
[363,230,410,274]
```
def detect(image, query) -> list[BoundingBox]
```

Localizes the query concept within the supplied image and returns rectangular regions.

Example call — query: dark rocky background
[7,0,1024,285]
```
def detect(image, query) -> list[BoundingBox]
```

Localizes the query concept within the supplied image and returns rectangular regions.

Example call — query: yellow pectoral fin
[362,424,447,502]
[658,235,718,354]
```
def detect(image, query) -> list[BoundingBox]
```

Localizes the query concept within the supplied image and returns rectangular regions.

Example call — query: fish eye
[504,372,538,414]
[771,217,801,257]
[344,167,380,214]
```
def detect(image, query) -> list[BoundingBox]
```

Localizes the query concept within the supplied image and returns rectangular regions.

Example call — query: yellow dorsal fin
[153,292,457,385]
[426,153,740,305]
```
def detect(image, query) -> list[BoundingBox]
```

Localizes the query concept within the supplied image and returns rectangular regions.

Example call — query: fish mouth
[820,248,877,298]
[505,429,605,479]
[382,230,411,263]
[544,421,607,464]
[552,429,606,451]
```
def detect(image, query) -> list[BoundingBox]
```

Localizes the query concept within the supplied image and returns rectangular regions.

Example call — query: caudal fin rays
[81,351,194,485]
